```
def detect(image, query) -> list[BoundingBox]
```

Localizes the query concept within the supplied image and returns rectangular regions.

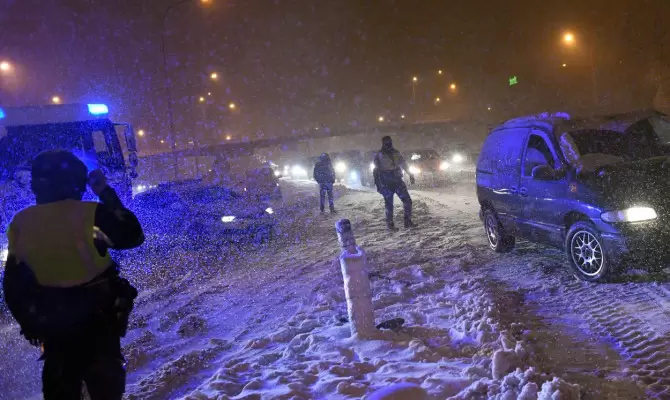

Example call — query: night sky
[1,0,669,151]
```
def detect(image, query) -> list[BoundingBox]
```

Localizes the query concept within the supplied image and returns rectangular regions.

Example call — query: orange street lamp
[51,96,61,104]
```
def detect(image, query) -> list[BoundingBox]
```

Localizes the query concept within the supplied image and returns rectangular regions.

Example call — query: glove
[409,174,416,185]
[20,326,42,347]
[88,169,109,196]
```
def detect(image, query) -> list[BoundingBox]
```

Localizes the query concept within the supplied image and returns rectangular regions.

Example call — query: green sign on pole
[509,76,518,86]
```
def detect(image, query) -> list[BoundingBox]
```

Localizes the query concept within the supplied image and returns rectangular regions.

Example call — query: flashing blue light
[538,111,570,120]
[0,107,5,119]
[87,104,109,115]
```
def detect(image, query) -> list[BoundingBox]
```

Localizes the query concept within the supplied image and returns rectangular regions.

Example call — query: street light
[160,0,213,179]
[199,96,206,103]
[563,32,575,45]
[378,116,385,122]
[435,97,441,104]
[138,129,145,137]
[562,63,567,68]
[449,83,457,91]
[228,102,236,110]
[0,61,11,73]
[438,70,443,75]
[401,114,406,119]
[210,72,218,80]
[51,96,61,104]
[561,29,597,106]
[225,135,232,141]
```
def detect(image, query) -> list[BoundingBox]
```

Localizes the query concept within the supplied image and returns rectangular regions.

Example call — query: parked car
[442,145,477,177]
[361,150,378,188]
[404,149,450,187]
[134,180,276,249]
[477,110,670,281]
[331,150,368,186]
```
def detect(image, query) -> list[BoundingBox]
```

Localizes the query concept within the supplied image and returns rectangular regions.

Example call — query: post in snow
[335,218,375,339]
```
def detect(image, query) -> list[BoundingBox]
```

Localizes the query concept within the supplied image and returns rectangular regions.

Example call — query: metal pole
[161,0,194,181]
[590,44,598,109]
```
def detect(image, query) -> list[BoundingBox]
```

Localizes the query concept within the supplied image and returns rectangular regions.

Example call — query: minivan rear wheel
[483,209,515,253]
[566,222,611,282]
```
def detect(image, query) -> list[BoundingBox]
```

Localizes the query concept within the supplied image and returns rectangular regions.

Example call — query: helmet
[31,150,88,203]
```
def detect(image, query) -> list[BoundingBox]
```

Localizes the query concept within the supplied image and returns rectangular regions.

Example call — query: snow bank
[177,264,581,400]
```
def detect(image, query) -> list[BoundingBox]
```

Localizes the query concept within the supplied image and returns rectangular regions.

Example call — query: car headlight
[1,246,8,264]
[335,162,347,173]
[601,207,657,223]
[452,153,464,163]
[291,165,307,177]
[409,165,421,174]
[265,207,274,215]
[349,171,358,180]
[274,170,281,177]
[221,216,237,223]
[439,161,450,171]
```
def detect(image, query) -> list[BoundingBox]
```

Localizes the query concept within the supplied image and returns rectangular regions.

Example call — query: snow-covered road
[1,179,669,399]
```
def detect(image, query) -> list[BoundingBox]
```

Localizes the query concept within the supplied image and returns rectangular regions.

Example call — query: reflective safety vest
[8,200,112,288]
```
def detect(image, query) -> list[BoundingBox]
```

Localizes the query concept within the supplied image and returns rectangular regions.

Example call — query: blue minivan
[476,110,670,281]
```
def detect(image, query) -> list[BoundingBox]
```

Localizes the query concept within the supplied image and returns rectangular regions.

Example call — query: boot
[404,219,417,228]
[387,221,398,231]
[330,208,337,214]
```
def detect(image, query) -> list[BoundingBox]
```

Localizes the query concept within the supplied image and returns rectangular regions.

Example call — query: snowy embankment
[2,179,670,399]
[121,182,585,400]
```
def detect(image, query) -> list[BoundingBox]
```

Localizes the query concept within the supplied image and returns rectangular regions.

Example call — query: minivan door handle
[510,186,519,195]
[519,187,528,196]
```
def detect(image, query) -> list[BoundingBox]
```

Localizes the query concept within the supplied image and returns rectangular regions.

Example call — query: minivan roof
[492,109,668,136]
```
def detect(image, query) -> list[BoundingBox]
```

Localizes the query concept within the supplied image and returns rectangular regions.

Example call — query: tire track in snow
[559,280,670,398]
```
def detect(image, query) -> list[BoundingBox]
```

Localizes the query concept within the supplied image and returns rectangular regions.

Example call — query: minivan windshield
[561,118,667,171]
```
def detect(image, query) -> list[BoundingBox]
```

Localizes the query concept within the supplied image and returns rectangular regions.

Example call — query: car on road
[331,150,368,186]
[404,149,450,187]
[477,110,670,281]
[134,180,276,250]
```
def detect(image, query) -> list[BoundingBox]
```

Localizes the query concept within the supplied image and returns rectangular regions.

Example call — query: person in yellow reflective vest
[373,136,417,230]
[2,150,145,400]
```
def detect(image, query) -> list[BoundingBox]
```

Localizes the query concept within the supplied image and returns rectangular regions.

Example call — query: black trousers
[42,332,125,400]
[319,183,335,211]
[381,182,412,224]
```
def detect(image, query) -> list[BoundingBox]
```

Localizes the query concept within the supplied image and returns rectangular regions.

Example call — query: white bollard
[336,219,376,339]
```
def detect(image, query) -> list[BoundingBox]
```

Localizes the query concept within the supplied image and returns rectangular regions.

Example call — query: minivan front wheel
[566,222,610,281]
[483,209,515,253]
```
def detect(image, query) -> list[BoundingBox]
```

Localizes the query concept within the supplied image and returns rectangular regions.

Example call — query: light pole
[562,30,598,107]
[411,76,418,103]
[160,0,211,179]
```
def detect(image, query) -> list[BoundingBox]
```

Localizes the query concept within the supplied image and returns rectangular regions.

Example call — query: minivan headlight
[409,165,421,174]
[1,245,8,264]
[601,207,657,223]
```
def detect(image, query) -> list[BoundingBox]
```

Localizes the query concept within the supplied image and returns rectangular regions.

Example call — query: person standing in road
[313,152,337,213]
[373,136,416,230]
[2,150,145,400]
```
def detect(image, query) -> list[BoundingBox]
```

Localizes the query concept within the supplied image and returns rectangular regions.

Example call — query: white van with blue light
[0,103,140,265]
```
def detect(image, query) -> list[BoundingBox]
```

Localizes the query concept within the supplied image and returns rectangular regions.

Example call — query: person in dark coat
[2,150,144,400]
[313,153,336,213]
[373,136,416,230]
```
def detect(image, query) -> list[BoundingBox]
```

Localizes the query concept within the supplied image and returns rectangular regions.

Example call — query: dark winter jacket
[313,160,336,184]
[373,148,408,190]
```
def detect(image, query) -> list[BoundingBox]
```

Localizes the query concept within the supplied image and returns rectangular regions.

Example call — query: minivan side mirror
[532,164,564,180]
